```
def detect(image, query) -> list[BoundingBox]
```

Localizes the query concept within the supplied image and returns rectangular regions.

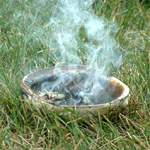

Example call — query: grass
[0,0,150,149]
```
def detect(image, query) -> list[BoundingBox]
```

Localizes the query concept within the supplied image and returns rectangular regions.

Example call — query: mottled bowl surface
[21,66,129,116]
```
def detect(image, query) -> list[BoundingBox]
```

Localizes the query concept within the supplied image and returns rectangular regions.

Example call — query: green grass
[0,0,150,149]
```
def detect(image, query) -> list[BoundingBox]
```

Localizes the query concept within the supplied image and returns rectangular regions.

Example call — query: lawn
[0,0,150,149]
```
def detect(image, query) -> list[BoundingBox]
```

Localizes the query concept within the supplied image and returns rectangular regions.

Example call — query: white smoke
[40,0,122,105]
[48,0,121,73]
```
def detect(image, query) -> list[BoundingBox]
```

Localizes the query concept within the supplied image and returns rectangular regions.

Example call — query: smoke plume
[38,0,122,105]
[48,0,121,73]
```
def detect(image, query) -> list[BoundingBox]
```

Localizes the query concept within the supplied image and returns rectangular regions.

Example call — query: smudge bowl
[20,66,129,118]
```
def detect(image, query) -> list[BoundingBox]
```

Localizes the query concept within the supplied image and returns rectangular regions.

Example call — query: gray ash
[37,72,113,106]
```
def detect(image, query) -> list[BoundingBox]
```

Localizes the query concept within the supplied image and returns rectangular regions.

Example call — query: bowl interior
[22,66,127,105]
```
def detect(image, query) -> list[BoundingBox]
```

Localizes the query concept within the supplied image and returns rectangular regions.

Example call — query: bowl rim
[21,66,129,108]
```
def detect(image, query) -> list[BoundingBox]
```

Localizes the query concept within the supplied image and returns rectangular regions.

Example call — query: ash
[38,71,112,106]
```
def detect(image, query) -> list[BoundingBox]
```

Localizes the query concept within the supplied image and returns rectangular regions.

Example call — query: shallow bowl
[20,66,129,117]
